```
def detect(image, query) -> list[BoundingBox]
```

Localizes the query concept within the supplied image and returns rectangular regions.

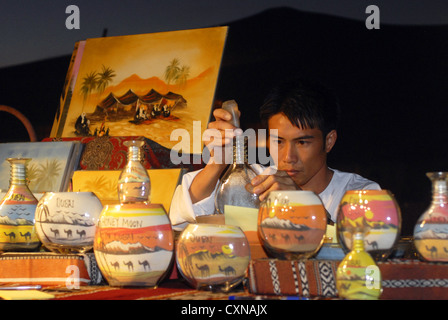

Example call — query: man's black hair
[259,78,341,138]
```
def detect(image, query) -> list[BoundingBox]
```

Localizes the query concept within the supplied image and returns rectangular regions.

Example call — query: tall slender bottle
[336,232,382,300]
[117,140,151,203]
[0,158,40,251]
[414,172,448,262]
[214,100,259,215]
[95,140,174,287]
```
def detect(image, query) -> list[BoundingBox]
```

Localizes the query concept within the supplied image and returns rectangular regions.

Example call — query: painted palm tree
[80,71,99,111]
[176,65,190,89]
[164,58,181,85]
[25,162,39,189]
[96,65,116,98]
[33,159,62,192]
[83,176,116,200]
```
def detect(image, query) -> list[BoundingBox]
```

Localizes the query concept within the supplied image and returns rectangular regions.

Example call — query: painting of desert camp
[51,27,228,154]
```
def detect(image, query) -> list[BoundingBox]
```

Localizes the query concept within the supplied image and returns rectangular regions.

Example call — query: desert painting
[51,27,228,154]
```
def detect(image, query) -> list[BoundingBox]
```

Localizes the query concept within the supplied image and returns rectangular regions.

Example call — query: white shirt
[169,167,380,230]
[318,169,381,221]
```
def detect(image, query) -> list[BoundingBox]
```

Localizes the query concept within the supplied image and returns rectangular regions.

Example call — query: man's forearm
[189,163,227,204]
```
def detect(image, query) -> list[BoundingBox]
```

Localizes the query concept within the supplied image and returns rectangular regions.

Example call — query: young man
[169,79,380,230]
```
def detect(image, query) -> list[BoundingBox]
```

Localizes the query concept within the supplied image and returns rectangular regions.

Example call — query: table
[47,280,251,300]
[2,251,448,300]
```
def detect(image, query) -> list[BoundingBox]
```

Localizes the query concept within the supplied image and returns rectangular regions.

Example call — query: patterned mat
[47,280,251,300]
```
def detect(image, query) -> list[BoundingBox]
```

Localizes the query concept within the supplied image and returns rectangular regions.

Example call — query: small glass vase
[35,192,103,253]
[414,172,448,262]
[0,158,40,251]
[258,190,327,259]
[176,223,250,292]
[214,135,259,215]
[95,140,174,287]
[94,203,174,287]
[336,232,382,300]
[336,190,401,261]
[117,140,151,204]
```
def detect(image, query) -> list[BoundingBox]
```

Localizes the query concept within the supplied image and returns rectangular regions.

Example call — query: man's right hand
[203,108,242,165]
[189,107,242,204]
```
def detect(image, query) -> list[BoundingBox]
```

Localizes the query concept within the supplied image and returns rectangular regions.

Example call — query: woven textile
[248,259,448,300]
[249,259,338,298]
[378,259,448,300]
[0,252,102,286]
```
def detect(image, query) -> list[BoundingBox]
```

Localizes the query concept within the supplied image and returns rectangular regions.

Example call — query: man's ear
[325,130,337,153]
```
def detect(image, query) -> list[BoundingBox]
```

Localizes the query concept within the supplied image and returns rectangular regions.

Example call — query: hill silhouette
[95,67,213,99]
[0,7,447,234]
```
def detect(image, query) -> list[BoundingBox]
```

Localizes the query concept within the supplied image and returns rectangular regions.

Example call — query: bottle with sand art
[0,158,40,251]
[336,232,382,300]
[95,140,174,287]
[414,172,448,262]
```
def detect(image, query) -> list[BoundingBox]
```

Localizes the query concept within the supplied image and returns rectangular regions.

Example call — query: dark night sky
[1,0,448,68]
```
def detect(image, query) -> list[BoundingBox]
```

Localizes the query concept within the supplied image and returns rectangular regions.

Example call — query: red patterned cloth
[51,281,194,300]
[42,136,203,171]
[50,280,251,300]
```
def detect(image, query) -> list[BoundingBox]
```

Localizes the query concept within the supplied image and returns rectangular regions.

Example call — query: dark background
[0,6,447,235]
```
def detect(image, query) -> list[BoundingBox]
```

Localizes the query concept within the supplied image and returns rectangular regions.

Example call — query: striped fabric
[248,259,448,300]
[0,252,102,286]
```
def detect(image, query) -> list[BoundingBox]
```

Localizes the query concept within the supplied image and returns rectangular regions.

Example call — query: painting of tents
[50,27,228,154]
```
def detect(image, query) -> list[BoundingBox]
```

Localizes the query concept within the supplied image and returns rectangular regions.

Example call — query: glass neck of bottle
[352,233,365,252]
[10,163,27,186]
[432,179,448,204]
[233,136,247,165]
[127,145,142,162]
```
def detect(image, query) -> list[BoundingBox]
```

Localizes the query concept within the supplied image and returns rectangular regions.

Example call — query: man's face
[267,113,332,189]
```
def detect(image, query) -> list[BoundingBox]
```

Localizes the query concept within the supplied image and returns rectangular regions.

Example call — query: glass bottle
[336,232,382,300]
[0,158,40,251]
[117,140,151,203]
[214,135,260,215]
[414,172,448,262]
[336,190,401,261]
[95,142,174,287]
[222,99,240,127]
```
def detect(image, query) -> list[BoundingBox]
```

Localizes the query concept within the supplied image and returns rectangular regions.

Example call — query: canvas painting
[72,168,184,212]
[50,40,86,138]
[51,27,228,154]
[0,141,81,193]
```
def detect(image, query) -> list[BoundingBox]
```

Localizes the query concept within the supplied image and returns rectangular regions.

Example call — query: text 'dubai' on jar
[35,192,103,253]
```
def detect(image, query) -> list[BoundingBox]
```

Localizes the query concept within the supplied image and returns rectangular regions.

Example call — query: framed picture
[0,141,82,193]
[50,27,228,155]
[72,168,184,212]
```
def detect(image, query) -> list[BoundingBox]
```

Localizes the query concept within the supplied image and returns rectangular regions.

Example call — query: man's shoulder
[331,169,381,190]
